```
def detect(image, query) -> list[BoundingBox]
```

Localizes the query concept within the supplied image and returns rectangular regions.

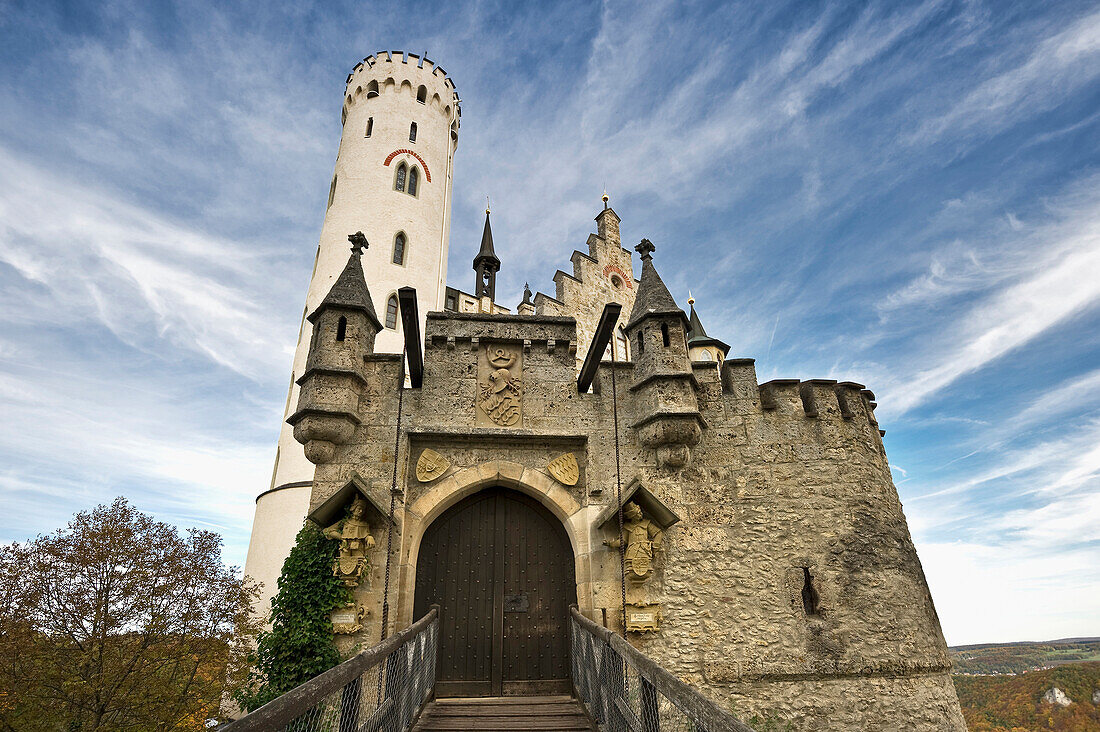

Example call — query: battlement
[344,51,461,121]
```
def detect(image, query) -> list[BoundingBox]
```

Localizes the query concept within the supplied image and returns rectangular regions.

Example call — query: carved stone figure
[477,344,523,426]
[322,497,376,587]
[604,502,664,582]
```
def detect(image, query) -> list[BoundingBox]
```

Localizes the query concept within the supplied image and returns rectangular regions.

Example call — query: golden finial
[602,190,609,209]
[687,290,695,307]
[486,195,491,215]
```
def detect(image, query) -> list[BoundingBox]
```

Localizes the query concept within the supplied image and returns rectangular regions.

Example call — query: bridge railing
[570,606,756,732]
[222,606,439,732]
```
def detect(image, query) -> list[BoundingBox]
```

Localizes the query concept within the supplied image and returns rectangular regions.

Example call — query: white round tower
[243,51,460,614]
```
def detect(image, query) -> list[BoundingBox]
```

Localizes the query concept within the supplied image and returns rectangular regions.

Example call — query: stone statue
[322,497,376,587]
[604,501,664,582]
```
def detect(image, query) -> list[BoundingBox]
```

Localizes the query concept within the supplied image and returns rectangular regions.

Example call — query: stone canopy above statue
[595,478,681,533]
[307,473,395,530]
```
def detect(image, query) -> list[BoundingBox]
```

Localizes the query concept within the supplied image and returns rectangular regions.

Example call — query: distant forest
[954,662,1100,730]
[952,640,1100,676]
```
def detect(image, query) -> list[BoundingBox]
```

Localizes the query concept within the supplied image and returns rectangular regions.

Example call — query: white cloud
[878,176,1100,415]
[910,8,1100,144]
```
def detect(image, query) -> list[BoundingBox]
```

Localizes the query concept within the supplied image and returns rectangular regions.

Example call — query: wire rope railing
[570,606,756,732]
[221,606,438,732]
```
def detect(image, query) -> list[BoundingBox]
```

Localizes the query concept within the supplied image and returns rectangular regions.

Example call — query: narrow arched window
[636,330,645,355]
[392,233,406,265]
[416,85,427,103]
[327,175,337,208]
[661,323,670,347]
[366,80,379,98]
[385,294,399,329]
[336,316,347,341]
[365,117,373,137]
[407,167,418,196]
[616,326,629,361]
[409,122,417,142]
[395,163,407,192]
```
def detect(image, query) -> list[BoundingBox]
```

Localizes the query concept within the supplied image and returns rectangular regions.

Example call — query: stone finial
[521,282,533,305]
[348,231,368,254]
[636,238,655,260]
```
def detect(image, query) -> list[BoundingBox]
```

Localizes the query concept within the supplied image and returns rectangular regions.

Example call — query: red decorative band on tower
[383,149,432,182]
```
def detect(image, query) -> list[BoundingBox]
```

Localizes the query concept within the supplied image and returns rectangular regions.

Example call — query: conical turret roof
[308,232,382,330]
[625,239,688,330]
[687,300,730,355]
[473,210,500,269]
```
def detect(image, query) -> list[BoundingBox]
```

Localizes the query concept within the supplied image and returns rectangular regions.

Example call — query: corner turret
[686,294,729,364]
[287,233,379,464]
[623,239,703,468]
[473,208,500,301]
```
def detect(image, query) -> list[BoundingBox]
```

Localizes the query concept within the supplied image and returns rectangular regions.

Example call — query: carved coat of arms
[548,453,580,486]
[477,345,523,426]
[416,448,450,482]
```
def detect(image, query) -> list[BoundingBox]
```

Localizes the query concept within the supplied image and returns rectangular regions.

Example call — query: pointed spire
[686,295,730,356]
[473,207,500,299]
[308,231,381,330]
[473,208,500,269]
[626,239,685,329]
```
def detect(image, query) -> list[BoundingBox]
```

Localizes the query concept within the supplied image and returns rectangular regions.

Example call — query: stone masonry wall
[303,311,965,730]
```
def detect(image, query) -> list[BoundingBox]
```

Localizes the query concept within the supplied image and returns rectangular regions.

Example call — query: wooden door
[413,488,576,696]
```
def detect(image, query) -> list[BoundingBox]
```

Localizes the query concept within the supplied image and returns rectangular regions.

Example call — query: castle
[241,51,967,729]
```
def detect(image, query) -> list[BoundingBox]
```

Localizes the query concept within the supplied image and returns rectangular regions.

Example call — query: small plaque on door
[504,593,529,612]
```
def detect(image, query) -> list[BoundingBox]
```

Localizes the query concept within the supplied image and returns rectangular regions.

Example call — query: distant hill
[953,662,1100,731]
[951,639,1100,675]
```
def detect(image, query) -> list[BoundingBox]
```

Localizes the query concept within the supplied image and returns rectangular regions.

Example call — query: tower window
[365,117,373,137]
[407,167,418,196]
[661,323,670,347]
[409,122,417,142]
[393,233,406,265]
[801,567,821,616]
[327,175,337,208]
[385,294,399,329]
[416,85,427,104]
[366,80,379,98]
[394,163,407,192]
[636,330,645,354]
[336,316,347,341]
[616,326,629,361]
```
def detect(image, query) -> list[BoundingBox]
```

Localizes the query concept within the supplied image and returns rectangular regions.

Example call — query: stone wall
[301,309,965,730]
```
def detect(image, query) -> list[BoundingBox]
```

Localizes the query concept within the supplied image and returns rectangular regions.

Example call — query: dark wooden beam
[577,302,622,393]
[397,287,423,388]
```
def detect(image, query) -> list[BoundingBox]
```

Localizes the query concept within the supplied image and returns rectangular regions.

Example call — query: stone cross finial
[636,238,655,260]
[348,231,368,254]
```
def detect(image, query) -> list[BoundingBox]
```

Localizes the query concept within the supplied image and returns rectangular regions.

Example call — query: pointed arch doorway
[413,487,577,696]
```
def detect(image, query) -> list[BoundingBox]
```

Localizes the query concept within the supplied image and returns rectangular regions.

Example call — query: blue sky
[1,0,1098,646]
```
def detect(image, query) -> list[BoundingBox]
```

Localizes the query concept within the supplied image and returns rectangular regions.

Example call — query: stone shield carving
[547,453,579,485]
[476,344,523,427]
[416,448,450,482]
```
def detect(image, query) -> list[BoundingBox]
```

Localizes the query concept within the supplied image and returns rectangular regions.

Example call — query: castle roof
[625,239,688,330]
[309,233,382,330]
[473,210,500,270]
[687,302,730,355]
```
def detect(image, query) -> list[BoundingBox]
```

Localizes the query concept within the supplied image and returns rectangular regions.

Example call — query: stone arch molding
[399,460,594,623]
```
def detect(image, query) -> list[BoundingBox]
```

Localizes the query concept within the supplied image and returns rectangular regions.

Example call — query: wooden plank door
[414,487,576,696]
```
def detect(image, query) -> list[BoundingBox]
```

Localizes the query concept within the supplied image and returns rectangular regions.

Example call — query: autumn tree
[0,498,260,732]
